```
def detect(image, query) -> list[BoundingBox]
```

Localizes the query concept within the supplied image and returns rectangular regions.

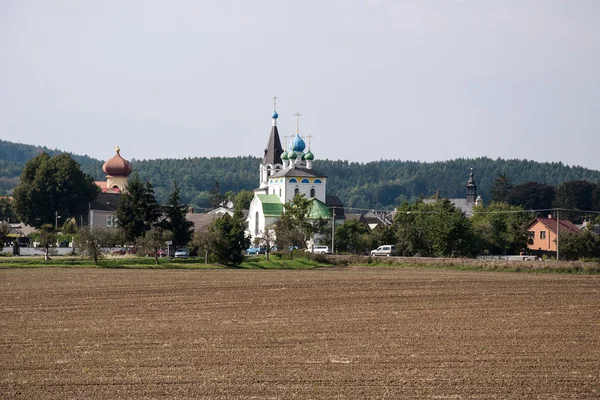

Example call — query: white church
[247,100,344,242]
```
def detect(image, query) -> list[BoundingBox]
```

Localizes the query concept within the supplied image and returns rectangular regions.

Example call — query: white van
[306,245,331,254]
[370,245,396,257]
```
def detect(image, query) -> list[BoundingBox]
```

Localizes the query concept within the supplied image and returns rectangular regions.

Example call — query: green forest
[2,139,600,211]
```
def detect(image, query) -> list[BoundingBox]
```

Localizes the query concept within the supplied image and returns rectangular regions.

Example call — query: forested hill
[2,139,600,210]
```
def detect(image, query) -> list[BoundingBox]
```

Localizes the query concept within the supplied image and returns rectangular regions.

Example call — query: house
[526,215,580,254]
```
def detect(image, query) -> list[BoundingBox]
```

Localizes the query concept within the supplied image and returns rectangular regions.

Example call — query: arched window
[294,188,300,196]
[314,179,322,184]
[301,178,310,184]
[267,167,271,178]
[289,178,298,183]
[310,188,315,198]
[254,212,259,236]
[279,188,282,197]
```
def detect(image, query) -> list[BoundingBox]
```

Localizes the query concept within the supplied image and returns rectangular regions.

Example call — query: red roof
[528,217,580,234]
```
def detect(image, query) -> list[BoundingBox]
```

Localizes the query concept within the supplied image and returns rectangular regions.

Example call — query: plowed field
[1,267,599,399]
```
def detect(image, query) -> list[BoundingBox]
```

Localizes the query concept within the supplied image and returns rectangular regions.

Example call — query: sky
[1,0,599,170]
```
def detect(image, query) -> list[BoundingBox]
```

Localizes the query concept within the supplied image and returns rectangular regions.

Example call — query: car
[306,245,331,254]
[246,246,266,255]
[174,248,189,258]
[370,245,397,257]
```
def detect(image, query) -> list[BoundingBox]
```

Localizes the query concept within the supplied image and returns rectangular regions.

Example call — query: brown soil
[1,267,599,399]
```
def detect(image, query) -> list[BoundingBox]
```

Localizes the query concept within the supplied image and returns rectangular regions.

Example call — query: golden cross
[294,112,302,135]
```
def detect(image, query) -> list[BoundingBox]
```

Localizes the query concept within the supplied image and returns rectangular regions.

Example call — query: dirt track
[1,267,599,399]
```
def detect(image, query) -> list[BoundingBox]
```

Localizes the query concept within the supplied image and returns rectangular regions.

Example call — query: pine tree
[160,183,193,248]
[116,173,160,243]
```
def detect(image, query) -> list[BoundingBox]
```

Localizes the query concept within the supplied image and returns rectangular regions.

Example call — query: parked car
[174,248,189,258]
[306,245,331,254]
[246,246,266,255]
[370,245,397,257]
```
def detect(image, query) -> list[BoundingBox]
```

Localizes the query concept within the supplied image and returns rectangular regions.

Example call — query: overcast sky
[1,1,599,170]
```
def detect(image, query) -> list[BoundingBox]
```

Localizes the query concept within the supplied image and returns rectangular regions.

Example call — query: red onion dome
[102,147,132,176]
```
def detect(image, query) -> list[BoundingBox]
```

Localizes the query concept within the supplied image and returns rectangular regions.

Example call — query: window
[310,188,315,198]
[301,178,310,184]
[294,188,300,196]
[540,231,546,239]
[279,188,282,197]
[314,179,322,184]
[255,212,259,236]
[106,215,116,227]
[528,231,535,239]
[289,178,298,183]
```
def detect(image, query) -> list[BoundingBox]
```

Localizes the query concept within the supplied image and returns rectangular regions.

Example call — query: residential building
[526,215,580,254]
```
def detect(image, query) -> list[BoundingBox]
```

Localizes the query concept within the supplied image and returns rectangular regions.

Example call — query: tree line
[2,139,600,211]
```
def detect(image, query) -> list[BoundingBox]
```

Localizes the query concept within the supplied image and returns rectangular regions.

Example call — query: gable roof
[326,195,345,220]
[527,217,580,234]
[186,213,220,232]
[256,194,284,217]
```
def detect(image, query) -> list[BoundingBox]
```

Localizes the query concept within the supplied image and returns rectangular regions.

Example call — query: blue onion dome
[272,111,278,119]
[304,150,314,161]
[281,150,288,160]
[290,135,306,152]
[288,151,297,160]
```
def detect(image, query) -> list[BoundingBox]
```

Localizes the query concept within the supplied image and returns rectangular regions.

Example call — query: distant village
[2,101,600,262]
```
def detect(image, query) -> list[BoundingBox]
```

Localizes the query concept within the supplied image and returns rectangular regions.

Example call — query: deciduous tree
[13,153,99,227]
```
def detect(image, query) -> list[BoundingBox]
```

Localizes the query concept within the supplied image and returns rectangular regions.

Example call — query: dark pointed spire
[262,103,283,165]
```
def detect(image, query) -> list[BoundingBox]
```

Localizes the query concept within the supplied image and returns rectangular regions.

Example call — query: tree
[0,197,17,222]
[75,226,111,265]
[554,181,599,222]
[13,153,99,227]
[490,174,512,203]
[208,181,224,209]
[137,226,172,265]
[470,202,534,255]
[335,219,370,254]
[234,190,255,210]
[206,209,250,265]
[506,182,556,211]
[0,222,10,252]
[159,183,193,248]
[393,199,474,257]
[254,226,276,261]
[276,195,329,249]
[37,224,57,261]
[558,229,600,261]
[116,173,161,243]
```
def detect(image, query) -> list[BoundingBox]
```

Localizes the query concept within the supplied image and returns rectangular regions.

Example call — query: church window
[255,212,259,236]
[294,188,300,196]
[289,178,298,183]
[310,188,315,198]
[301,178,310,184]
[279,188,282,197]
[314,179,322,184]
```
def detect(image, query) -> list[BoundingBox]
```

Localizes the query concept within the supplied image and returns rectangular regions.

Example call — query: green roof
[307,198,332,220]
[256,194,284,217]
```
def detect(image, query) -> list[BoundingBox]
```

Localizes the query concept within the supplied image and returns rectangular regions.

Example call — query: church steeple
[466,168,477,203]
[259,97,283,188]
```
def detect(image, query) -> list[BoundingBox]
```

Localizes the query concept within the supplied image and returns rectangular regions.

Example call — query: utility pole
[556,209,560,261]
[331,207,336,254]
